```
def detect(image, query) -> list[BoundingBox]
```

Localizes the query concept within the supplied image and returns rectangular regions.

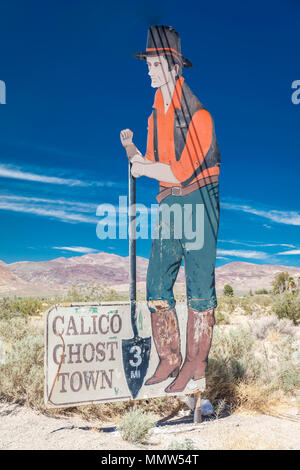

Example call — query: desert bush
[0,316,33,342]
[0,318,44,407]
[64,285,127,303]
[214,309,230,325]
[255,289,269,295]
[117,409,157,444]
[237,297,255,315]
[272,271,290,294]
[211,326,255,362]
[206,326,259,406]
[206,321,300,411]
[272,291,300,325]
[223,284,234,297]
[0,296,44,319]
[168,438,196,450]
[270,336,300,393]
[216,296,236,316]
[250,315,295,340]
[252,294,273,309]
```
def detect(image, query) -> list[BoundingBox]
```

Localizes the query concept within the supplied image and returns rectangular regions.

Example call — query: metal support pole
[193,391,202,424]
[128,161,138,338]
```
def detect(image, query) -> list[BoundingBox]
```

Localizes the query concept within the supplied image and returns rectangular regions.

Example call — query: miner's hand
[120,128,133,148]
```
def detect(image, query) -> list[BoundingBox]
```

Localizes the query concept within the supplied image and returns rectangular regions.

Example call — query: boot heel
[169,366,180,378]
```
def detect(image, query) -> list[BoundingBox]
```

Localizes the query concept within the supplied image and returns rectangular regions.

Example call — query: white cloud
[277,249,300,255]
[0,194,154,226]
[221,202,300,226]
[0,196,98,224]
[0,163,118,188]
[217,249,268,259]
[1,195,98,212]
[52,246,99,254]
[219,239,295,248]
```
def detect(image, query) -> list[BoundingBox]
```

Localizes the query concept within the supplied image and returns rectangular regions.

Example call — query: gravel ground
[0,400,299,450]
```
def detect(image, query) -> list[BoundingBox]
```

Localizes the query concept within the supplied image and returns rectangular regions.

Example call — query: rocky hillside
[0,253,299,296]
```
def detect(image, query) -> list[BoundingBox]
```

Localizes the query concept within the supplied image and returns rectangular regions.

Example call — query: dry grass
[234,381,281,414]
[218,430,284,450]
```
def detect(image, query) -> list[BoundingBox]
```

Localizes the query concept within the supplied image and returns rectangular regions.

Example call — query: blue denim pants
[146,181,220,312]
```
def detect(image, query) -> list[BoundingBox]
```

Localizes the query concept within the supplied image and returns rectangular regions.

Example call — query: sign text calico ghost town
[44,303,205,408]
[52,309,121,393]
[45,303,131,407]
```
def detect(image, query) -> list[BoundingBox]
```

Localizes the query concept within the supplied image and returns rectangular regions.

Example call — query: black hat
[134,25,193,68]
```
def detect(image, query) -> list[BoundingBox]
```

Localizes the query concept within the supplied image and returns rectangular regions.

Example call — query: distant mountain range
[0,252,299,297]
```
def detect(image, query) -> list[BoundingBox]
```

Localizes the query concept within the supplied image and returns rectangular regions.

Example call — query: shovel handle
[129,160,138,338]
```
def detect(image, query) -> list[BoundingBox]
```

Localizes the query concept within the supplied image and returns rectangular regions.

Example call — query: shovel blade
[122,336,151,399]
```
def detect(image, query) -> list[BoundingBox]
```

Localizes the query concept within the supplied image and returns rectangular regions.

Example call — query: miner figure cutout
[120,25,220,393]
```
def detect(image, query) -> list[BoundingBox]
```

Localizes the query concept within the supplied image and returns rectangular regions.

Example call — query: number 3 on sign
[129,345,142,367]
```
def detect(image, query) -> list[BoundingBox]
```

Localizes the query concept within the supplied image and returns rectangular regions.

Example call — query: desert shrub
[216,296,236,316]
[237,297,255,315]
[255,289,269,295]
[0,296,44,319]
[0,318,44,407]
[272,271,290,294]
[168,438,196,450]
[206,326,260,406]
[270,336,300,393]
[117,409,157,444]
[214,309,230,325]
[64,285,127,303]
[0,316,33,342]
[250,315,295,340]
[223,284,234,297]
[211,326,255,362]
[252,294,273,309]
[206,322,300,411]
[272,291,300,325]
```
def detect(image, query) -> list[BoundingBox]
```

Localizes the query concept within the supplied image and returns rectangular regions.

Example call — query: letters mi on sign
[45,303,205,408]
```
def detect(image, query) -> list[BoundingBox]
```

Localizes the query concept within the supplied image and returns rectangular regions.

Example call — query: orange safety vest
[145,76,221,188]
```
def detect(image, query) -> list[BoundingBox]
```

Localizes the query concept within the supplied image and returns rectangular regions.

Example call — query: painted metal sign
[44,302,205,408]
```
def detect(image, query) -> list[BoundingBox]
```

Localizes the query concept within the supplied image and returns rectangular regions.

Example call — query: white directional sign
[44,302,205,408]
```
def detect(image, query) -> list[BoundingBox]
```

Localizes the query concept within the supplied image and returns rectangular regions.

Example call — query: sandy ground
[0,400,300,450]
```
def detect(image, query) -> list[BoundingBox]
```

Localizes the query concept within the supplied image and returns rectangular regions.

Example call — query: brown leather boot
[165,307,215,393]
[145,307,182,386]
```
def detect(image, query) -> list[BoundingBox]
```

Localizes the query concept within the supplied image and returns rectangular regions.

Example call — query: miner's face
[146,55,175,88]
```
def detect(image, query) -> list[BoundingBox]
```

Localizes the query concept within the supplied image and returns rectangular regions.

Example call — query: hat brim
[134,50,193,68]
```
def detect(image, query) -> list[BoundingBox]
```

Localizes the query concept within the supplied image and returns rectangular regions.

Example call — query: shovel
[122,160,151,399]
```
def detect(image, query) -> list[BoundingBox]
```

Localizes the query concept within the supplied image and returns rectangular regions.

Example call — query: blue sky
[0,0,299,267]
